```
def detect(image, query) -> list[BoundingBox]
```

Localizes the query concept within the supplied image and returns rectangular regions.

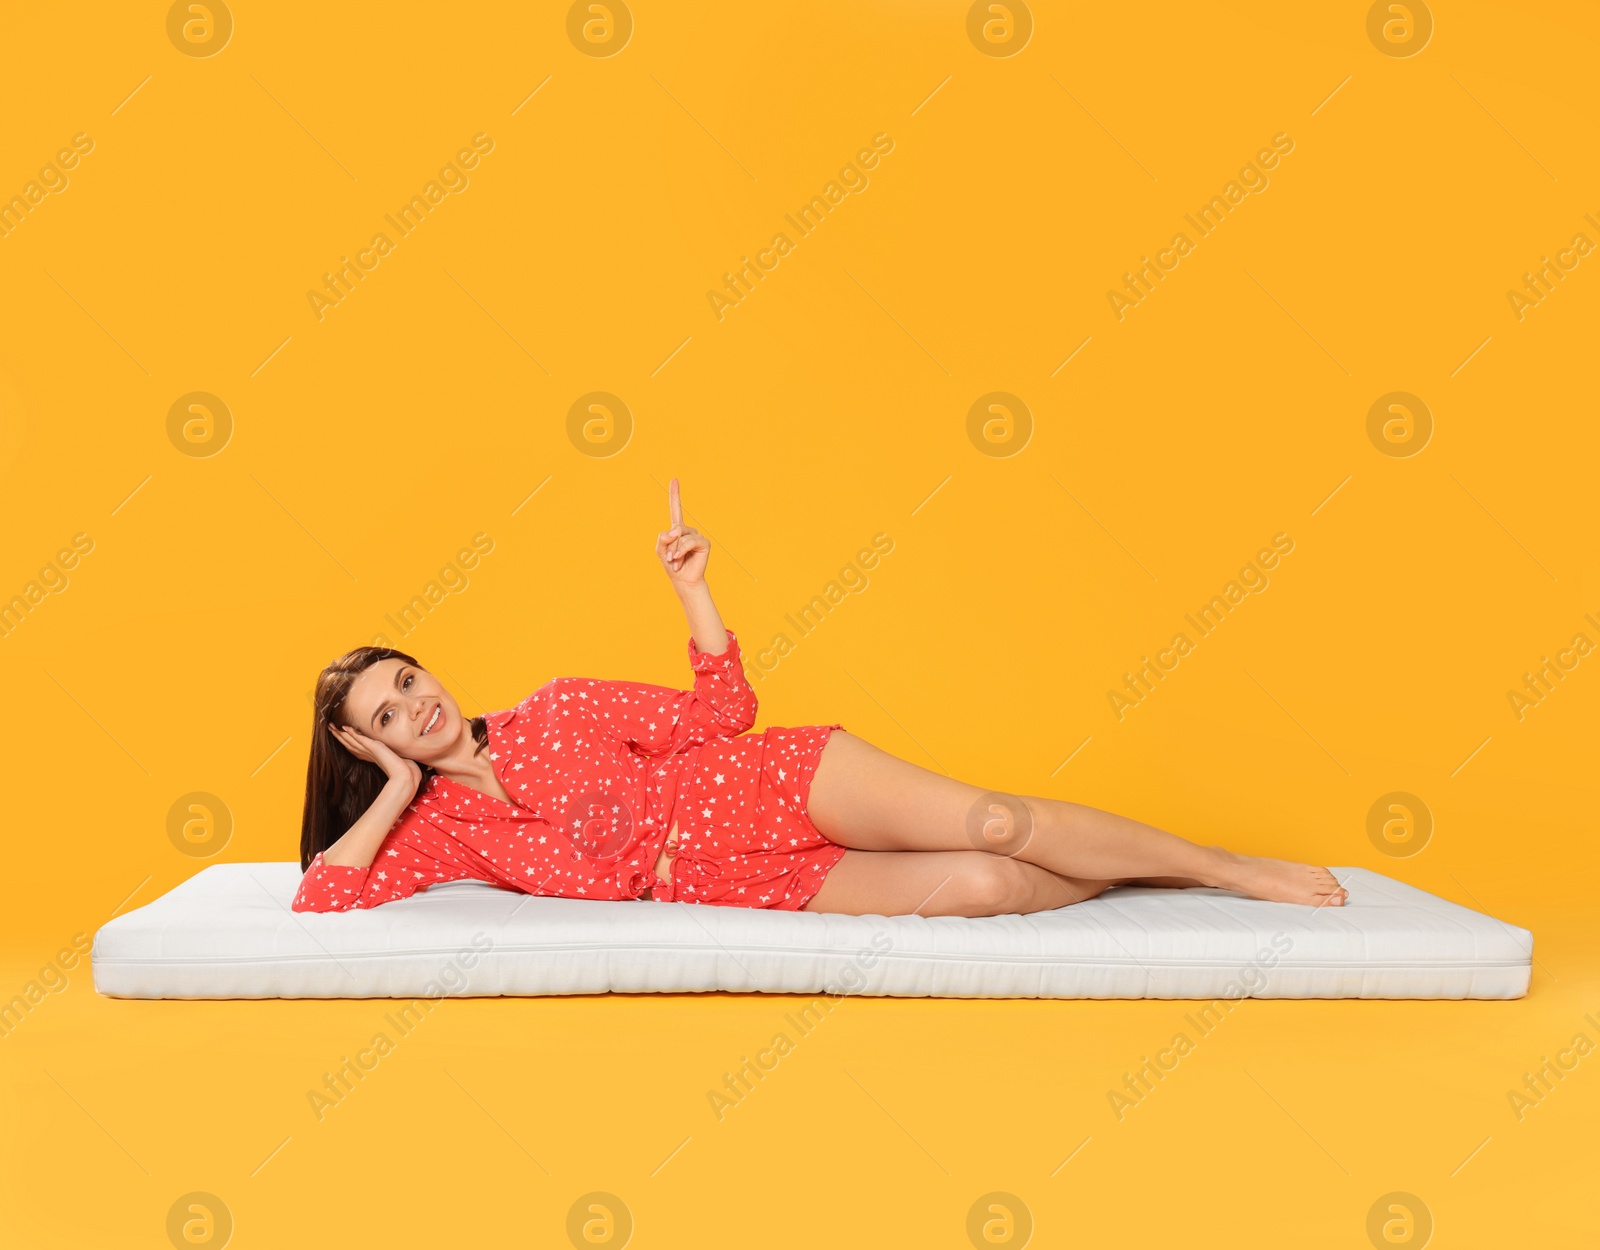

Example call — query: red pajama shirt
[292,630,848,914]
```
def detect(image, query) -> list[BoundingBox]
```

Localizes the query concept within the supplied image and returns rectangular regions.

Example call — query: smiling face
[337,658,465,762]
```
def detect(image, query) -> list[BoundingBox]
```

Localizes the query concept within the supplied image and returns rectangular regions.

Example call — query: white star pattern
[289,632,848,917]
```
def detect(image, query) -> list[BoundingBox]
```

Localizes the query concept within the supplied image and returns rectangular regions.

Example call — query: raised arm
[656,476,729,658]
[544,478,757,757]
[546,627,757,759]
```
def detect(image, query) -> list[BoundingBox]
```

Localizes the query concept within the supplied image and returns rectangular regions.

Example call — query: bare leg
[802,847,1126,917]
[804,732,1346,907]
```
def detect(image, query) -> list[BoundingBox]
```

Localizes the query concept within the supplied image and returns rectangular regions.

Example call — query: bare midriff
[640,822,679,901]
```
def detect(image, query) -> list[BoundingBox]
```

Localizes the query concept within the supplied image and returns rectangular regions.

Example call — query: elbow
[717,700,757,737]
[294,896,358,914]
[293,875,359,913]
[735,692,758,733]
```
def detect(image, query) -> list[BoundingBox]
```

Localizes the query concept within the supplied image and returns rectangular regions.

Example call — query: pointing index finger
[669,478,682,529]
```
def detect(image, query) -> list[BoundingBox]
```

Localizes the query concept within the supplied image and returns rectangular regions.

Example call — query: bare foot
[1211,853,1348,907]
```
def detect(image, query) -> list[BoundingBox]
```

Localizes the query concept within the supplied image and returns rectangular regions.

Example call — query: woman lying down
[294,479,1347,917]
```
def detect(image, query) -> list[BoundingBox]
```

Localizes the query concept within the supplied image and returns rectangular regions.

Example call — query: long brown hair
[300,645,489,870]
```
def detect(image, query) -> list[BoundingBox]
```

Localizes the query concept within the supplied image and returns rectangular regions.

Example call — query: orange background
[1,1,1596,1246]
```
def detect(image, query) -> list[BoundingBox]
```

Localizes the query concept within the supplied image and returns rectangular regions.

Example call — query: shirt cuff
[302,850,370,891]
[688,629,741,671]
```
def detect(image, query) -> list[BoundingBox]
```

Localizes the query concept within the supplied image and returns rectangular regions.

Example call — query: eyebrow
[369,666,409,729]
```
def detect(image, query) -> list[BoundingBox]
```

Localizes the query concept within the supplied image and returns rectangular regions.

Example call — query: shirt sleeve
[549,628,758,758]
[292,812,462,912]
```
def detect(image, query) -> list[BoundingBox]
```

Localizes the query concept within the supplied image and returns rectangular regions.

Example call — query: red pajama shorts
[659,723,848,910]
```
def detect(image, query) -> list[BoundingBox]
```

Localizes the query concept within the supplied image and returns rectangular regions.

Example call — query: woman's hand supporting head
[328,723,422,793]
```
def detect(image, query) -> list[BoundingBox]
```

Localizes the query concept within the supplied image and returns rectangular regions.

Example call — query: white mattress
[90,864,1533,1000]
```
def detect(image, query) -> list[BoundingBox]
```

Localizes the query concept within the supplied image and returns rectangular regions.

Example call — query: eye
[379,673,415,728]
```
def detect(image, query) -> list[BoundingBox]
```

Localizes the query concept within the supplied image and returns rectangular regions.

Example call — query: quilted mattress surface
[90,864,1533,1001]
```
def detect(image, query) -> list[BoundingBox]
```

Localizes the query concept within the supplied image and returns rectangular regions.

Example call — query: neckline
[431,770,519,809]
[428,713,522,809]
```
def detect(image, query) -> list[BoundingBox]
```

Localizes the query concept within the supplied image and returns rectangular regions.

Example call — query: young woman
[295,480,1348,917]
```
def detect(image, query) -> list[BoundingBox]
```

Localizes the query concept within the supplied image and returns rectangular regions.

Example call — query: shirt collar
[486,706,518,730]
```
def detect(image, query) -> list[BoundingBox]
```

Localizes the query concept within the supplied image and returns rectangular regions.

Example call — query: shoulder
[487,678,624,729]
[530,676,602,706]
[485,682,559,725]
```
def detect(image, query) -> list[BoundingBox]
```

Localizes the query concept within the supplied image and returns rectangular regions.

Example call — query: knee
[949,855,1032,917]
[966,791,1037,857]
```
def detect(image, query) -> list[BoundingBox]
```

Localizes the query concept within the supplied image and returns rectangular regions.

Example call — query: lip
[420,703,442,737]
